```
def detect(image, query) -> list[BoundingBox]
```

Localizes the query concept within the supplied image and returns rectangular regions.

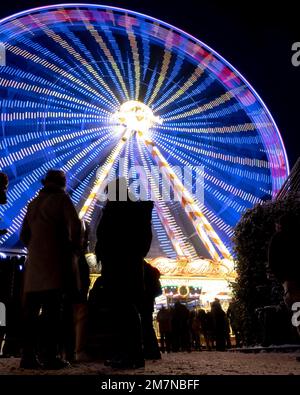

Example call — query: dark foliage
[232,195,300,345]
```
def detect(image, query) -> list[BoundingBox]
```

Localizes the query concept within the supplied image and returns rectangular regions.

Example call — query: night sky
[1,0,299,168]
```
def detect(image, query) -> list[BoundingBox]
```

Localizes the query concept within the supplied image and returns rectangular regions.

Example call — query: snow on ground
[0,351,300,375]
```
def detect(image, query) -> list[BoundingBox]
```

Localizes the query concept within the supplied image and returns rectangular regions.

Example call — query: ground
[0,351,300,375]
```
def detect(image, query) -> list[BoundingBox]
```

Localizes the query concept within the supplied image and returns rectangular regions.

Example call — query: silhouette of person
[227,298,242,347]
[172,300,190,352]
[156,306,172,353]
[197,308,213,350]
[95,178,153,368]
[19,169,82,369]
[0,172,8,352]
[140,260,162,360]
[0,172,8,204]
[0,172,8,236]
[61,220,90,362]
[190,310,201,351]
[210,299,229,351]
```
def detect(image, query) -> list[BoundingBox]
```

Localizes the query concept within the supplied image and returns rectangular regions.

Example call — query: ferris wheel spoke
[152,134,264,210]
[7,44,115,109]
[84,20,130,101]
[153,65,205,112]
[140,135,232,261]
[147,50,172,106]
[126,26,141,101]
[1,133,112,245]
[136,140,196,258]
[29,14,120,106]
[79,127,131,220]
[162,90,236,122]
[154,130,269,176]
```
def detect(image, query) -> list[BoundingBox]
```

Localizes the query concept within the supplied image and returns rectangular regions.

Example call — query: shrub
[232,195,300,345]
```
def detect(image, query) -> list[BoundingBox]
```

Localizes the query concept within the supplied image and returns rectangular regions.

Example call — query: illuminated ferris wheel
[0,4,289,263]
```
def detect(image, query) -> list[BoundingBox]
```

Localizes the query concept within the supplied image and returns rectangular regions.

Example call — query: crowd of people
[14,171,164,369]
[1,168,299,369]
[156,299,241,354]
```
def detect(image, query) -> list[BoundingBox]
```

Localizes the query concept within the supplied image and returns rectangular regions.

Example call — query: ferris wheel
[0,4,289,261]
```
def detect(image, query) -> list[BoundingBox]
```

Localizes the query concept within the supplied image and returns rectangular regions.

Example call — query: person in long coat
[20,169,82,369]
[210,299,229,351]
[140,260,162,360]
[95,178,153,368]
[156,306,172,353]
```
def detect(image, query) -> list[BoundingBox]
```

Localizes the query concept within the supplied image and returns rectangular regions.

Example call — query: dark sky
[1,0,299,168]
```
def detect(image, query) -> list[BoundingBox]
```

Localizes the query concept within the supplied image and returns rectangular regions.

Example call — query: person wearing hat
[95,177,154,369]
[19,169,82,369]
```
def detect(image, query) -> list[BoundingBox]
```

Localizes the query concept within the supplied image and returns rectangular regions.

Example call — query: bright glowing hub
[112,100,162,135]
